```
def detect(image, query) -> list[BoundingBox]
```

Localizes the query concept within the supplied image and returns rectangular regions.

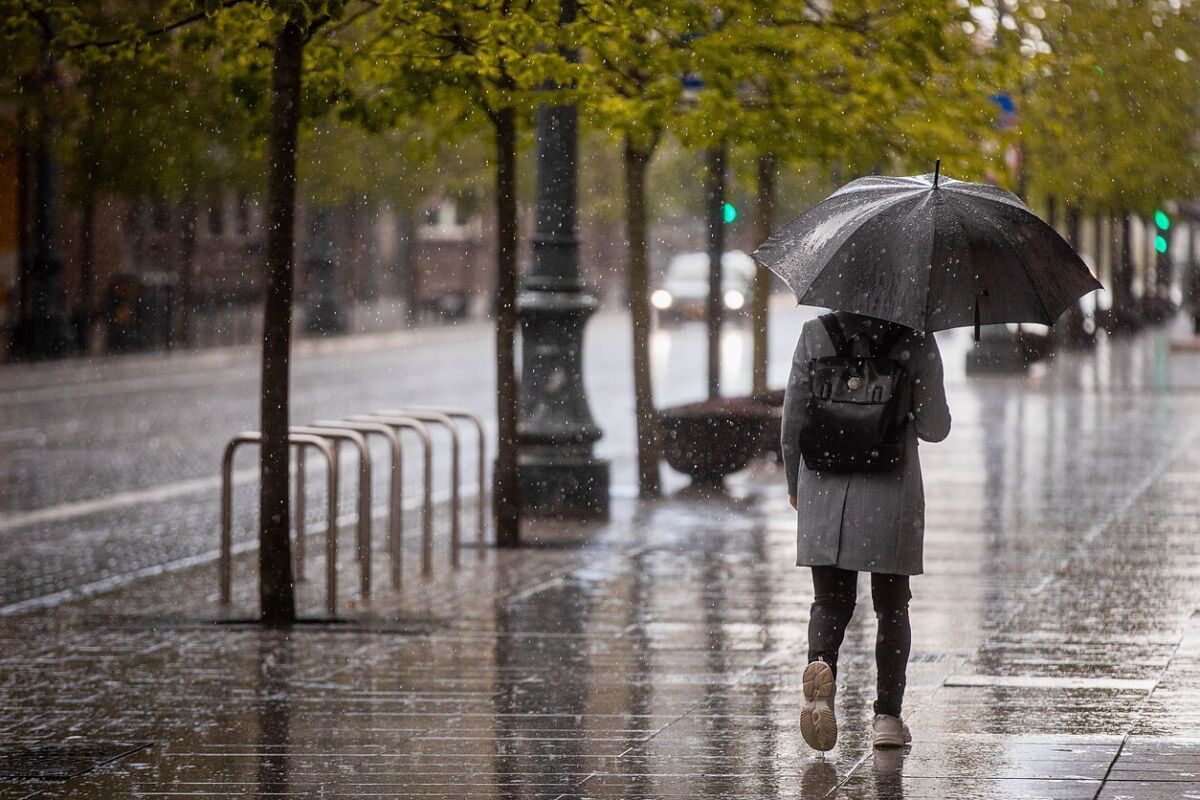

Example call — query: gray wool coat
[781,312,951,576]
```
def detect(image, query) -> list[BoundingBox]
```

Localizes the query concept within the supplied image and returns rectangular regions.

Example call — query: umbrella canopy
[752,167,1102,335]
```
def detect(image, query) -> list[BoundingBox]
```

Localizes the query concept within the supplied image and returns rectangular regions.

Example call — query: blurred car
[651,250,757,323]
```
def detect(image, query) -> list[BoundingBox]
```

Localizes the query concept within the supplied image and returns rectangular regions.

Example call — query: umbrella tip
[933,158,941,189]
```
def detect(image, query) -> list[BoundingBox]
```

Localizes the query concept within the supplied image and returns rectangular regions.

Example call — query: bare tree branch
[68,0,251,51]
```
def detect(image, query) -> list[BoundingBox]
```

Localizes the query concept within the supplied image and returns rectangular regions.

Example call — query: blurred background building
[0,150,773,358]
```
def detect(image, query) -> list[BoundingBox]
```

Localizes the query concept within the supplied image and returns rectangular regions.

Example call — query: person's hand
[789,495,798,510]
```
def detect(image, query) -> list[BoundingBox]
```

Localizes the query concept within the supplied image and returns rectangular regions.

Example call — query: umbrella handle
[934,158,941,189]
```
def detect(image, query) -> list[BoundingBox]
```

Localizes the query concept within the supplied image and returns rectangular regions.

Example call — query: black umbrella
[752,162,1102,339]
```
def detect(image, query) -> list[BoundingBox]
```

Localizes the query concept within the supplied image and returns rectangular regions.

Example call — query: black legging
[808,566,911,718]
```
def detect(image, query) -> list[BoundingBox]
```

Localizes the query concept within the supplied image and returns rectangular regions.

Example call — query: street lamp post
[516,0,609,519]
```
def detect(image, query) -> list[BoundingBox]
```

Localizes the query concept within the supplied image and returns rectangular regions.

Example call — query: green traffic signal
[723,202,737,224]
[1154,209,1171,253]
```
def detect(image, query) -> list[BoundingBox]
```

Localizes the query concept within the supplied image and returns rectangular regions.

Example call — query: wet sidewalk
[4,324,1200,798]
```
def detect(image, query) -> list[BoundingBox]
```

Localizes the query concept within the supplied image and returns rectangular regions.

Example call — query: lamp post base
[517,454,610,519]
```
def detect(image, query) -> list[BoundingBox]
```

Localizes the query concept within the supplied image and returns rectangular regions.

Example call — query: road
[0,303,824,610]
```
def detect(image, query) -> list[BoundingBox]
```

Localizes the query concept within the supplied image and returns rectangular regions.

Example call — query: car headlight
[723,289,745,310]
[651,289,673,310]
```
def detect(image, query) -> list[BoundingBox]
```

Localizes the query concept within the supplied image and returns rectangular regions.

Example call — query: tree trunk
[1104,213,1117,331]
[77,190,95,353]
[752,153,775,396]
[1062,204,1086,347]
[1115,211,1135,329]
[624,136,661,499]
[176,196,198,348]
[1045,195,1058,233]
[258,19,304,625]
[1144,218,1157,301]
[704,144,726,400]
[493,107,521,546]
[16,109,32,324]
[1093,214,1110,330]
[1189,221,1200,335]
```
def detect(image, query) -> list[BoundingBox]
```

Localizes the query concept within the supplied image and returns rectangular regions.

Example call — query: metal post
[219,437,240,607]
[352,415,435,576]
[515,0,610,520]
[294,445,306,580]
[407,406,488,549]
[312,420,404,588]
[379,409,461,566]
[322,446,339,617]
[220,432,337,615]
[291,426,372,600]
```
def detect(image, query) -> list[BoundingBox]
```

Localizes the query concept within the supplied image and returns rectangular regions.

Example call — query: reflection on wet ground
[4,321,1200,798]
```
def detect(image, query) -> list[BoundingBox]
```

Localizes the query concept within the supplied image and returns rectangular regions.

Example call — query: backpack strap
[819,313,851,356]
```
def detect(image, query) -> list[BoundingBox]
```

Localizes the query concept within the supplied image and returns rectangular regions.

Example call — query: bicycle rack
[291,425,372,599]
[349,414,435,575]
[219,406,481,609]
[311,419,405,589]
[376,409,463,566]
[400,406,487,552]
[220,432,339,616]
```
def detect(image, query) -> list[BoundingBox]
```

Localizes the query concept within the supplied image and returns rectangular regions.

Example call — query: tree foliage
[1021,0,1200,215]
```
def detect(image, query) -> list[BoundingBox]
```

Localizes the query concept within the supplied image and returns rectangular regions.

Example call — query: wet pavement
[3,314,1200,797]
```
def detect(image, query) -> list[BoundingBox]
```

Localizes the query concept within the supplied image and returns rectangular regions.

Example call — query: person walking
[758,166,1096,751]
[781,310,950,752]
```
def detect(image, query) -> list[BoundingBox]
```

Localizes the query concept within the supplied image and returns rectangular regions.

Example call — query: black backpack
[799,314,911,473]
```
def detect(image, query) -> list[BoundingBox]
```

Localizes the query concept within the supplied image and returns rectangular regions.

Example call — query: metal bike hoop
[312,419,404,589]
[220,432,339,616]
[350,415,435,576]
[378,409,461,567]
[291,426,373,600]
[404,406,487,550]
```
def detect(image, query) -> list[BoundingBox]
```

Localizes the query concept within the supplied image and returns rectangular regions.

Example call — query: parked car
[651,250,757,324]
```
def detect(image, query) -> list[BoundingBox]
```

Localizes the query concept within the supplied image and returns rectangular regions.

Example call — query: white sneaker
[872,713,912,748]
[800,660,837,751]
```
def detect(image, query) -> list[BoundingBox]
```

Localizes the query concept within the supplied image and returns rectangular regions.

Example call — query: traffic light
[1154,209,1171,254]
[723,202,737,224]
